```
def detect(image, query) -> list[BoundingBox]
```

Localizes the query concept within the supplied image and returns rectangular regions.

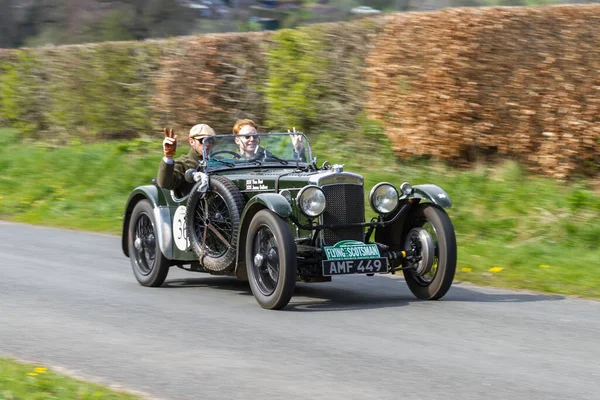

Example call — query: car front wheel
[402,204,457,300]
[128,199,170,287]
[246,209,297,310]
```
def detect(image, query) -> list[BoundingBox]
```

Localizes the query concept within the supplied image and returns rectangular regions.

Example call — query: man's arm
[157,157,186,190]
[288,128,306,161]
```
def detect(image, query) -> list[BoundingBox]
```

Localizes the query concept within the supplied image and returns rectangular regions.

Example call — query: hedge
[0,5,598,177]
[366,6,600,178]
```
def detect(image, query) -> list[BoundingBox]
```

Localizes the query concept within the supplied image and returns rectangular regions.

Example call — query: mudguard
[411,184,452,208]
[121,185,173,259]
[241,193,293,220]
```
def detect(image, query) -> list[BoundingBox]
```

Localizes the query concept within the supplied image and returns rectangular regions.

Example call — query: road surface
[0,221,598,399]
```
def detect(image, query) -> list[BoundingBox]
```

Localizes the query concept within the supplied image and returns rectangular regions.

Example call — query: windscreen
[201,132,312,171]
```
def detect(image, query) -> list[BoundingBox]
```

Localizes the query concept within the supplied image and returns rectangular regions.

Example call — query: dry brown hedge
[366,5,600,178]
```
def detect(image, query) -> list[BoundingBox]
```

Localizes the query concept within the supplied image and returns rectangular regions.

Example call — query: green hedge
[0,50,44,135]
[0,43,160,140]
[43,43,160,139]
[265,18,384,132]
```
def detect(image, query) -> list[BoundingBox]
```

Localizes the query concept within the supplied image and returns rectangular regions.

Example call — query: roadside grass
[1,127,599,298]
[0,357,140,399]
[0,130,157,232]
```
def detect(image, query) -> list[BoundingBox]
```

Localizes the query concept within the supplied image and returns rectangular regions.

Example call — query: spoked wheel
[246,209,296,310]
[186,176,244,274]
[402,203,456,300]
[194,193,234,258]
[128,200,170,287]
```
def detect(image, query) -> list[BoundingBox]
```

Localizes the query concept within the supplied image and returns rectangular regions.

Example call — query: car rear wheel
[402,204,456,300]
[128,199,170,287]
[246,209,296,310]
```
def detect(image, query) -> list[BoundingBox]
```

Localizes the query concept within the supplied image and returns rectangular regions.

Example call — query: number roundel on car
[173,206,190,251]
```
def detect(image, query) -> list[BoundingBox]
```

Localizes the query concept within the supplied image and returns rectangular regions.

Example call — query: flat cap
[189,124,216,139]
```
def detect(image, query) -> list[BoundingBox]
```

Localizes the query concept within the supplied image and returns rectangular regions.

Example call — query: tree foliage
[1,0,196,48]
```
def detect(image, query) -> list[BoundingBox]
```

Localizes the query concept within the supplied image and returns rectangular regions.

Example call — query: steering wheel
[209,150,242,160]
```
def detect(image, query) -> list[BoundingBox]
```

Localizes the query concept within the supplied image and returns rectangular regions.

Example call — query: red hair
[232,119,258,134]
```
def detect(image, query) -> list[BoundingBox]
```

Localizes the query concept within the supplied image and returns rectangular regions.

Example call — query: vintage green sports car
[121,132,457,309]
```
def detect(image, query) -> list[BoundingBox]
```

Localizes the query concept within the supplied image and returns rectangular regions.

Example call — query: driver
[157,123,215,191]
[232,119,306,161]
[232,119,262,159]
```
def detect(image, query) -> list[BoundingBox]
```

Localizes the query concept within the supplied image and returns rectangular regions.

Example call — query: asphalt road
[1,221,599,400]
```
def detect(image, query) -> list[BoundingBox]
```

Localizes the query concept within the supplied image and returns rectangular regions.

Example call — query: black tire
[402,204,457,300]
[246,209,297,310]
[128,199,170,287]
[186,175,244,273]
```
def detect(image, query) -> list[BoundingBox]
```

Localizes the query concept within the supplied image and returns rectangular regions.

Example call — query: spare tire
[186,175,244,273]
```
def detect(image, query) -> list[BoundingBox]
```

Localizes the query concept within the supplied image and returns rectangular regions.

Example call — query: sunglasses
[242,134,258,140]
[197,137,215,144]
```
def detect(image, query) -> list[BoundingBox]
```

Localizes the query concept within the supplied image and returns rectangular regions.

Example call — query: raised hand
[162,128,177,158]
[288,127,304,152]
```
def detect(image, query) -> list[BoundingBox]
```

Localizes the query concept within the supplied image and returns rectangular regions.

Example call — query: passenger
[157,124,215,191]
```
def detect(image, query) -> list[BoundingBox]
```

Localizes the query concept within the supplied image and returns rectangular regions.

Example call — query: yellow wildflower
[27,372,38,377]
[539,264,551,269]
[461,267,472,272]
[489,267,504,273]
[34,367,47,373]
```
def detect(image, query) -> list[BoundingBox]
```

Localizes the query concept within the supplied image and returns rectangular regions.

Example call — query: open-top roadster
[122,132,457,309]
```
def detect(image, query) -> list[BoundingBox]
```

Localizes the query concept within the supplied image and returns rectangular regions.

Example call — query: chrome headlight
[400,182,413,196]
[279,189,292,203]
[296,186,326,218]
[369,183,399,214]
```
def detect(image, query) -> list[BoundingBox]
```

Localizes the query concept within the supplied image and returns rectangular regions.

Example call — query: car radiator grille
[320,184,365,245]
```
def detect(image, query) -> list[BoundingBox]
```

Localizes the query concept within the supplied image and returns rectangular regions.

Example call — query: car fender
[121,185,173,260]
[234,193,292,280]
[411,184,452,208]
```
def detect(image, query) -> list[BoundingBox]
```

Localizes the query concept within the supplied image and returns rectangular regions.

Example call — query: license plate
[322,258,389,276]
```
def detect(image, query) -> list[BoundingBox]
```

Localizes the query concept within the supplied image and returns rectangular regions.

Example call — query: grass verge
[0,127,599,298]
[0,357,140,399]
